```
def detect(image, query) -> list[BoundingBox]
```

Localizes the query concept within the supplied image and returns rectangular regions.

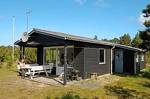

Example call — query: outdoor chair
[71,69,80,81]
[58,68,73,81]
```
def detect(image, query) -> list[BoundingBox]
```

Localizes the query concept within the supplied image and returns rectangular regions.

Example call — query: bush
[61,92,80,99]
[140,68,150,79]
[146,51,150,66]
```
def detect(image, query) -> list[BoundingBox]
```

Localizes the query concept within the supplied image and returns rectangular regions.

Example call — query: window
[99,49,105,64]
[141,55,144,61]
[136,55,139,62]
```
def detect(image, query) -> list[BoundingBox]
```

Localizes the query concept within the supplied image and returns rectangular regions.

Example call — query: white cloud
[138,14,150,24]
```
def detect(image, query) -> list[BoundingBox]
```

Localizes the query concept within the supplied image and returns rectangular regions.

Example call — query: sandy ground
[0,73,120,91]
[67,74,120,89]
[0,75,48,90]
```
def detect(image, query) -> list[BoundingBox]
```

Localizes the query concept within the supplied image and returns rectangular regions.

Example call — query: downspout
[134,52,137,74]
[111,45,115,74]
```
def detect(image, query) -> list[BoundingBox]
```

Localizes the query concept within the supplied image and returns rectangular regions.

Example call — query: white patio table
[18,64,53,79]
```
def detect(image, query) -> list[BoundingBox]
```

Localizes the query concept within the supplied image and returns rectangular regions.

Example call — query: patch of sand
[67,75,120,89]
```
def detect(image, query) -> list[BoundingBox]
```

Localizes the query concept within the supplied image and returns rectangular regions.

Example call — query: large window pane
[99,49,105,64]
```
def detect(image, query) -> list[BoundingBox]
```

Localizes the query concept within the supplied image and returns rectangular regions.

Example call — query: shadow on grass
[105,86,135,98]
[105,85,150,99]
[45,91,81,99]
[112,73,139,78]
[60,92,80,99]
[45,91,99,99]
[113,68,150,79]
[141,81,150,88]
[140,71,150,79]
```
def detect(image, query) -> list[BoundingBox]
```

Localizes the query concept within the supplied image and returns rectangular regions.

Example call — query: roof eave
[14,28,146,52]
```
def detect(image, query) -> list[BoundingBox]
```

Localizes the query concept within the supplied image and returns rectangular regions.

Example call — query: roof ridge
[21,28,145,52]
[33,28,114,45]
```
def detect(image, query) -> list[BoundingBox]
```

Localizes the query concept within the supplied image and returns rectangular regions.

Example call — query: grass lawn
[0,65,150,99]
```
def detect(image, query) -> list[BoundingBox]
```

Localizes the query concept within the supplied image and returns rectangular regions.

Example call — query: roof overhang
[15,28,146,52]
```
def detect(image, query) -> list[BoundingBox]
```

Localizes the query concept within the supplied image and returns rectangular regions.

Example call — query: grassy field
[0,65,150,99]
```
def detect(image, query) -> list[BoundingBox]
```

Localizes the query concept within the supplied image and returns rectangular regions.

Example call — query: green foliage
[142,4,150,14]
[144,20,150,27]
[110,38,120,43]
[132,33,142,48]
[25,48,37,63]
[0,46,20,63]
[102,34,132,46]
[119,33,131,46]
[105,75,150,99]
[101,39,109,42]
[140,68,150,79]
[45,48,57,63]
[139,29,150,50]
[142,4,150,28]
[146,51,150,65]
[0,46,58,66]
[139,4,150,51]
[0,46,12,62]
[61,92,80,99]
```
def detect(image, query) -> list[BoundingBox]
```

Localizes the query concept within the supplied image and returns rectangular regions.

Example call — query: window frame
[141,55,144,61]
[136,55,139,62]
[99,48,106,64]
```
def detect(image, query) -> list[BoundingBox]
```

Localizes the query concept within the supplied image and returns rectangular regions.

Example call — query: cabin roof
[15,28,145,52]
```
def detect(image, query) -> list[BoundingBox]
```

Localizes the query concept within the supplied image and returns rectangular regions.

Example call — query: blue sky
[0,0,149,45]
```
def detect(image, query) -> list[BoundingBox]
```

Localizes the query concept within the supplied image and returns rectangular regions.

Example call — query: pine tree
[119,34,131,46]
[139,4,150,50]
[110,38,120,43]
[132,33,142,48]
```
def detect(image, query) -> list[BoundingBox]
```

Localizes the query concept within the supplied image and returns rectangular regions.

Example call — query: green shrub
[140,68,150,79]
[61,92,80,99]
[146,51,150,66]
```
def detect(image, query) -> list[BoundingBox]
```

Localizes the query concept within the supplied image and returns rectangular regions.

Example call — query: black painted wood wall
[84,48,111,78]
[123,50,134,74]
[37,46,46,65]
[73,48,84,78]
[73,46,111,79]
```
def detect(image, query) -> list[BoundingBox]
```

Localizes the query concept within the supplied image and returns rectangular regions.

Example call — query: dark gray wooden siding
[73,48,84,78]
[37,46,45,65]
[113,48,137,74]
[123,50,134,74]
[84,47,111,78]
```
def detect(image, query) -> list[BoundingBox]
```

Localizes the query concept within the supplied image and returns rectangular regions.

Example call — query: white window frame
[141,55,144,61]
[136,55,139,62]
[99,48,106,64]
